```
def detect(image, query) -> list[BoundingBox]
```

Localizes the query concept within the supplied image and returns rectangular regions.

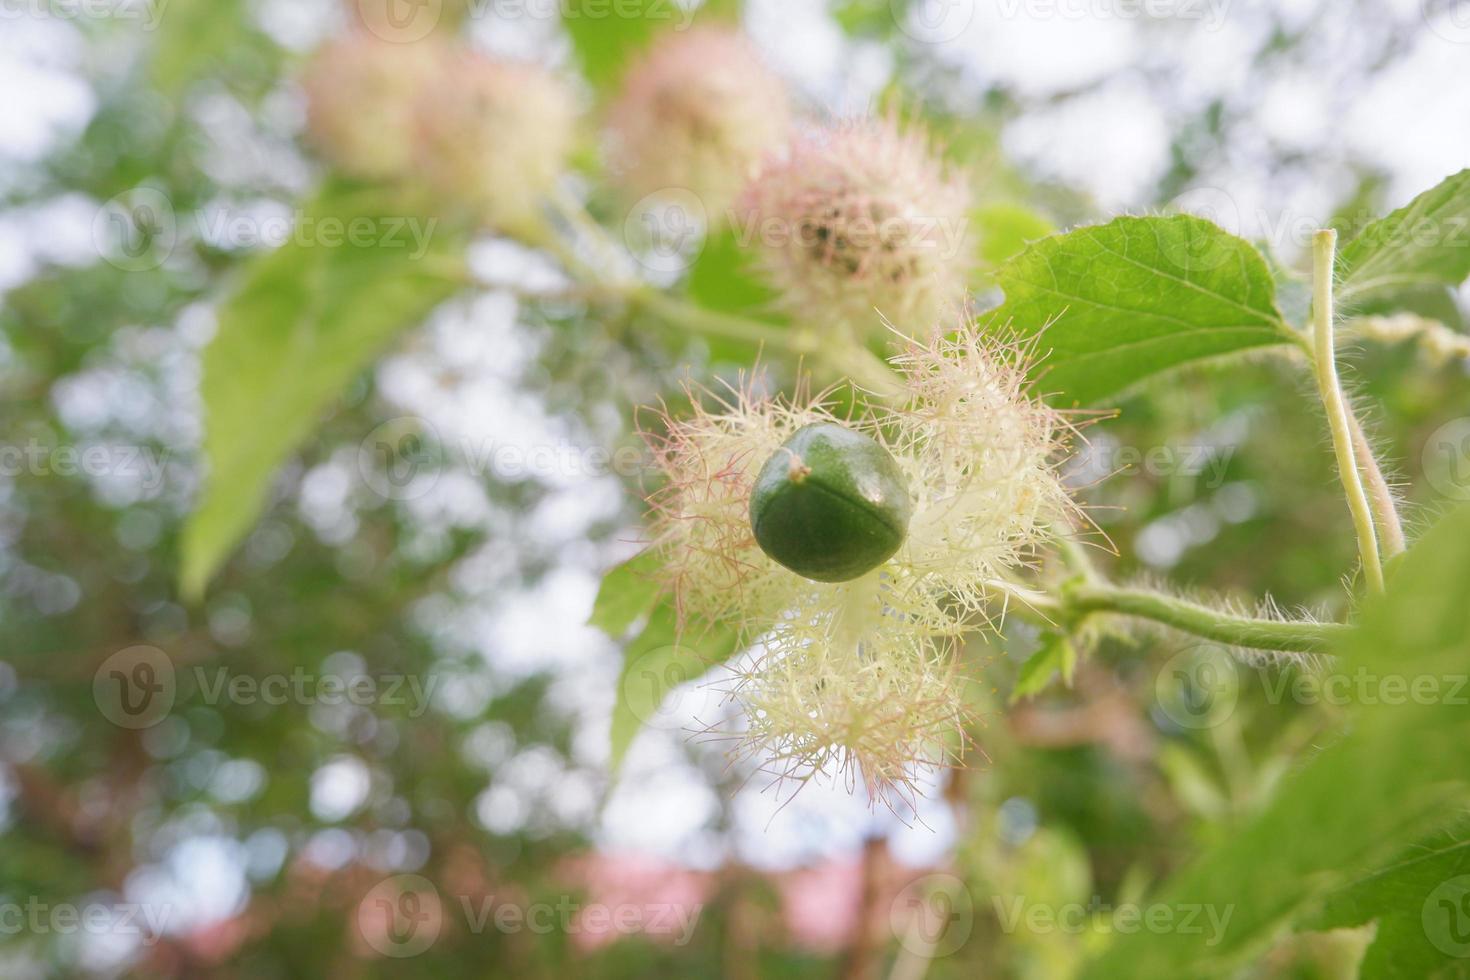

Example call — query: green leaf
[180,182,466,599]
[1009,634,1076,703]
[687,227,779,315]
[562,0,666,87]
[1337,170,1470,304]
[974,201,1056,270]
[685,226,784,363]
[1304,821,1470,979]
[589,549,663,637]
[990,215,1295,407]
[1080,504,1470,978]
[609,602,740,774]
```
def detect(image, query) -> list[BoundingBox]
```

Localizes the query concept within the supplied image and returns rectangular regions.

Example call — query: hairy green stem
[987,578,1346,653]
[1311,229,1386,594]
[539,198,907,395]
[1063,584,1348,654]
[1346,410,1407,557]
[630,287,805,351]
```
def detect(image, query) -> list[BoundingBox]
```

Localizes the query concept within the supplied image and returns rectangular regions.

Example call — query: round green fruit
[749,422,913,583]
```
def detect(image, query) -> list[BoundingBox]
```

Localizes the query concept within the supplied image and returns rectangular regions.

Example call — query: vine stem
[539,196,908,397]
[1346,411,1407,557]
[1310,229,1386,594]
[1064,584,1347,653]
[987,578,1347,654]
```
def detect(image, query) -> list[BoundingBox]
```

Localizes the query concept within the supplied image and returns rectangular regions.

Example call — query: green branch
[1063,583,1349,654]
[1310,229,1386,594]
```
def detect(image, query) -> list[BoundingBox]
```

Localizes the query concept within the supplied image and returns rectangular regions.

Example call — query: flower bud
[606,28,790,216]
[302,34,447,181]
[737,119,971,336]
[416,54,577,236]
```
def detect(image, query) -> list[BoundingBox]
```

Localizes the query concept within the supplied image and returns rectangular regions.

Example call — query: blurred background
[3,0,1470,976]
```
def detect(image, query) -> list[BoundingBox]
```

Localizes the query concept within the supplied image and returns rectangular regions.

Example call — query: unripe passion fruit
[749,423,912,583]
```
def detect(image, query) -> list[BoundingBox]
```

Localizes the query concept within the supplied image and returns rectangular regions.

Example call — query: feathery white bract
[645,324,1077,801]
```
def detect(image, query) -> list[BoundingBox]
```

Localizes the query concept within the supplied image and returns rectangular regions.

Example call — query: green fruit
[749,423,912,583]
